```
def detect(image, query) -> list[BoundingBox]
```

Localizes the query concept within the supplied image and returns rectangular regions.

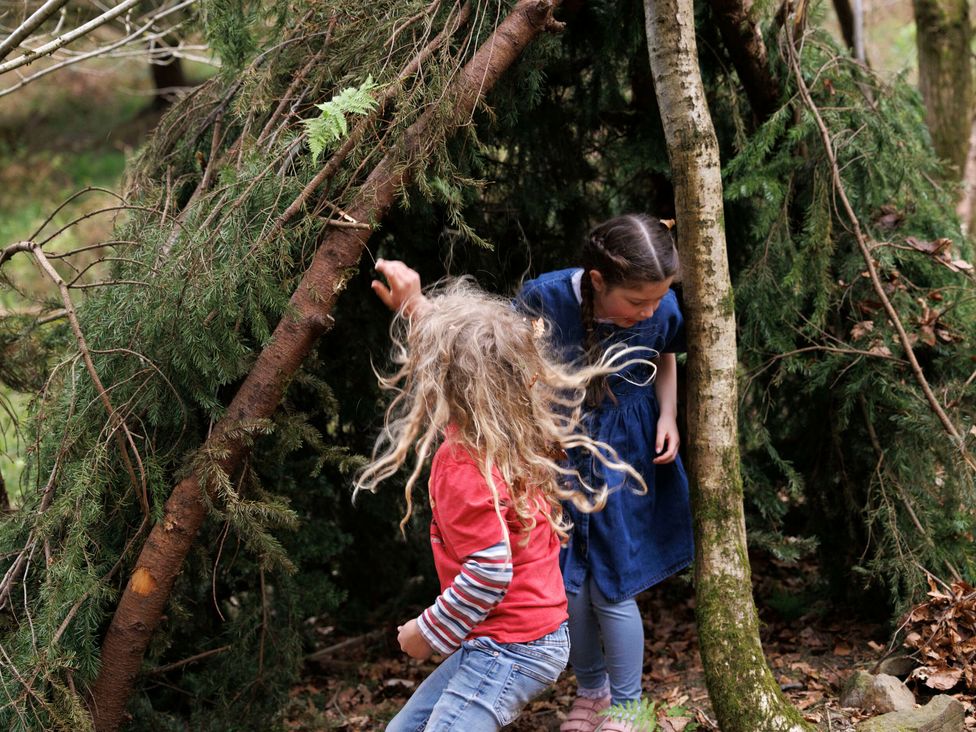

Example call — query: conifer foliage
[0,1,973,730]
[726,27,976,606]
[0,1,563,729]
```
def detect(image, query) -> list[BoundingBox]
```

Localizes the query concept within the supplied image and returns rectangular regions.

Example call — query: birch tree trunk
[86,3,559,729]
[913,0,972,177]
[642,2,813,730]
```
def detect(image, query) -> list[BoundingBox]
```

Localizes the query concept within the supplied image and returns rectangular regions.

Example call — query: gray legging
[566,573,645,705]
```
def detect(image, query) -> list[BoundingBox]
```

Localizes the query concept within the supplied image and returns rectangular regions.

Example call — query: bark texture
[642,0,813,730]
[913,0,972,177]
[707,0,780,122]
[86,3,558,729]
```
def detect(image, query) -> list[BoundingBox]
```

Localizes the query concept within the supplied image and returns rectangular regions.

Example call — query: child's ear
[589,269,606,293]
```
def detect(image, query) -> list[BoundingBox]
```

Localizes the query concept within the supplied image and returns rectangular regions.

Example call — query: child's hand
[397,618,434,660]
[653,412,680,464]
[371,259,430,318]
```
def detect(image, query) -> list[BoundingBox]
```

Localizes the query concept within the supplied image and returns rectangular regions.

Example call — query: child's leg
[385,649,464,732]
[424,624,569,731]
[587,579,644,706]
[566,575,610,696]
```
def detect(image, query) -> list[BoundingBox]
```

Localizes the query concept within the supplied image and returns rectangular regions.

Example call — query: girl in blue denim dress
[516,214,694,732]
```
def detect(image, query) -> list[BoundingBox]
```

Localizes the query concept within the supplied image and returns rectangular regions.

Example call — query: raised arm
[371,258,432,319]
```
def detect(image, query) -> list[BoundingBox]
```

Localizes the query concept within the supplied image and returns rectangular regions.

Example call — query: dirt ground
[285,556,976,731]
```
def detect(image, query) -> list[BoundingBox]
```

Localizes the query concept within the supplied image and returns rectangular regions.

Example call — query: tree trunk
[149,41,187,110]
[707,0,780,122]
[642,1,814,730]
[832,0,869,63]
[913,0,972,177]
[86,3,559,730]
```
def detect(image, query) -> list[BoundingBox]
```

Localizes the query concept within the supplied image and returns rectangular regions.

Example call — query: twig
[256,48,328,147]
[318,218,373,230]
[258,568,267,674]
[0,0,144,75]
[0,4,199,98]
[0,0,71,63]
[144,645,232,676]
[28,244,150,518]
[304,628,388,662]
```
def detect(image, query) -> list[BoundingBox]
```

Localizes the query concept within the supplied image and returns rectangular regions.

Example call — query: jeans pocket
[490,639,569,726]
[491,662,555,726]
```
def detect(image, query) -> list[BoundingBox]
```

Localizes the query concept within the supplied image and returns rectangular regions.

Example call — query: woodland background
[0,0,974,730]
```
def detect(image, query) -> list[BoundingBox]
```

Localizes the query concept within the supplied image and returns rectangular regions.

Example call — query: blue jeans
[386,622,570,731]
[567,574,643,705]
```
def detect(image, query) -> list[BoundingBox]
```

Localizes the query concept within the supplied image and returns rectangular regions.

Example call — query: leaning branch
[785,25,973,468]
[28,244,150,517]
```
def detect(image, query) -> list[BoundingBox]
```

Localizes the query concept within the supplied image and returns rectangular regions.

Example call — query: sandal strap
[597,721,644,732]
[560,696,612,732]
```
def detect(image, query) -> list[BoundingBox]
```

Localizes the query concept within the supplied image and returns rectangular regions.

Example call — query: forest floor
[284,554,976,731]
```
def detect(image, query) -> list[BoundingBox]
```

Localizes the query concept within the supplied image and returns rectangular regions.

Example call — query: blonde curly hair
[354,279,651,544]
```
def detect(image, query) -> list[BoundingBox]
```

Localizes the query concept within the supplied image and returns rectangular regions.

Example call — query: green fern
[303,76,379,163]
[601,699,700,731]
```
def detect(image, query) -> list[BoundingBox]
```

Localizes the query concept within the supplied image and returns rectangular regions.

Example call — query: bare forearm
[654,352,678,417]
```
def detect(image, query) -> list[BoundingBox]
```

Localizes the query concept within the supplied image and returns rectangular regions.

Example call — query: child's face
[590,270,673,328]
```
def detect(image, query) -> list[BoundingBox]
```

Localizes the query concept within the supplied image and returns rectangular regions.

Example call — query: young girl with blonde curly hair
[371,213,692,732]
[357,269,650,731]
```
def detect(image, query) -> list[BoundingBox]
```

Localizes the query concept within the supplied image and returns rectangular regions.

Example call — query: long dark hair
[579,213,680,404]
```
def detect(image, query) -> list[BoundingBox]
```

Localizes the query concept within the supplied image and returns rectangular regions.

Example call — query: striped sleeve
[415,540,513,655]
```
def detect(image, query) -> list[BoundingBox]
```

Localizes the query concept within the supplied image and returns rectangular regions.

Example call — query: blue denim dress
[518,269,694,603]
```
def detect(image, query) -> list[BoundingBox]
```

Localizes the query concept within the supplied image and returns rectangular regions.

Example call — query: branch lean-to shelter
[0,2,569,727]
[0,0,974,730]
[88,2,564,729]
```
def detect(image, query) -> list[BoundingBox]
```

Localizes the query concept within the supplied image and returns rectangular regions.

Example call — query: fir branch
[28,244,150,520]
[785,22,975,470]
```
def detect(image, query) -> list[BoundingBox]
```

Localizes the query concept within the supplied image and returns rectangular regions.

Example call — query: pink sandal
[559,695,612,732]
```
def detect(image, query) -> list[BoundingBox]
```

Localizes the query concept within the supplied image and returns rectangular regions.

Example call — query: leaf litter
[285,555,976,730]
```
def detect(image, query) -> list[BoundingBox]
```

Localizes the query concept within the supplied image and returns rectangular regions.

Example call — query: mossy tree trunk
[85,2,560,730]
[913,0,972,177]
[642,1,814,730]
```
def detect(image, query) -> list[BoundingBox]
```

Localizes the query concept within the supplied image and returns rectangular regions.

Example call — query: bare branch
[0,0,145,75]
[0,0,71,63]
[28,244,150,516]
[0,10,205,99]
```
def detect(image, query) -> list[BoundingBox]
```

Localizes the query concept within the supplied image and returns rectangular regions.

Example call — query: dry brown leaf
[906,236,952,255]
[851,321,874,340]
[833,641,852,656]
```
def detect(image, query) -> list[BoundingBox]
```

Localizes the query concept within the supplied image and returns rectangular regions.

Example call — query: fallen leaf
[906,236,952,255]
[851,321,874,340]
